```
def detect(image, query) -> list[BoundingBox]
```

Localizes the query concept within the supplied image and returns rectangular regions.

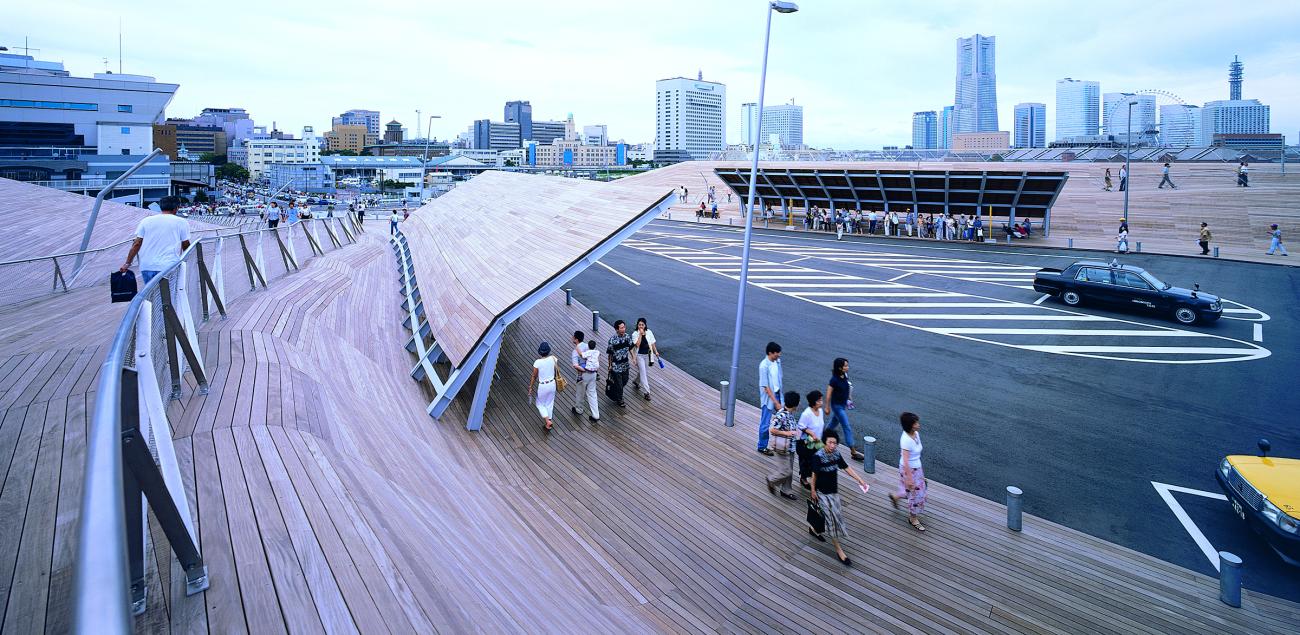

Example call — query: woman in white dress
[528,342,558,431]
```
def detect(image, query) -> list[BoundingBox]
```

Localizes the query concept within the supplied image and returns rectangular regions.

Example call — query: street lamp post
[724,0,799,428]
[420,114,442,203]
[1123,100,1134,227]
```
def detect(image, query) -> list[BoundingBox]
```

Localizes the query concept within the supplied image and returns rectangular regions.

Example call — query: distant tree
[988,154,1004,162]
[215,163,250,182]
[199,151,227,165]
[503,158,517,167]
[322,149,358,156]
[193,189,209,203]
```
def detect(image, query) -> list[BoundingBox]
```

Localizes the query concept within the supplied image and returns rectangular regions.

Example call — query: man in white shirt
[389,210,403,235]
[120,196,191,285]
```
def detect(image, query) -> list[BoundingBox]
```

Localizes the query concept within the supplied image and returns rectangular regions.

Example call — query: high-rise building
[531,121,566,145]
[762,103,803,148]
[655,75,726,160]
[911,111,938,149]
[1159,104,1203,146]
[740,102,759,146]
[939,105,954,148]
[1103,93,1156,141]
[332,109,380,141]
[324,124,369,154]
[582,124,608,146]
[471,119,522,151]
[1201,100,1270,140]
[1055,78,1100,141]
[193,107,254,147]
[504,100,533,141]
[1013,103,1046,148]
[953,34,997,134]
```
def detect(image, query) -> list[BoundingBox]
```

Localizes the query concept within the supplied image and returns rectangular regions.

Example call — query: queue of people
[756,341,931,566]
[785,206,1004,242]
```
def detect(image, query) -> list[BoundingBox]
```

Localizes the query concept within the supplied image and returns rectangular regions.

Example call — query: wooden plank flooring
[0,224,1296,633]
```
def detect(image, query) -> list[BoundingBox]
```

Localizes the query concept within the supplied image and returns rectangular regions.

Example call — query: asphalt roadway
[567,219,1300,601]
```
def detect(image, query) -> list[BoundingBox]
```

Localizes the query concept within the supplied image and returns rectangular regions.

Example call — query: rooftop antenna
[697,69,702,81]
[118,18,123,74]
[1228,55,1243,100]
[102,57,109,73]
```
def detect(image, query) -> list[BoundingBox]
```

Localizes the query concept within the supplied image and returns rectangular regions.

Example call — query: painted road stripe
[857,314,1113,321]
[794,291,951,296]
[888,273,913,282]
[929,328,1208,336]
[1152,482,1228,571]
[596,261,640,286]
[760,283,900,288]
[746,274,857,280]
[1033,294,1051,305]
[820,292,963,298]
[1020,345,1258,354]
[1254,323,1263,342]
[825,302,1014,308]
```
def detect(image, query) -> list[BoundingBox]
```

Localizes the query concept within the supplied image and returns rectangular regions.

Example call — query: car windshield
[1140,271,1170,290]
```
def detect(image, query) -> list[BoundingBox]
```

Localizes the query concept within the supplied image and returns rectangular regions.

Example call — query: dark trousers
[796,439,815,484]
[1119,177,1127,192]
[268,219,279,228]
[1199,240,1210,255]
[608,369,629,404]
[1159,175,1176,189]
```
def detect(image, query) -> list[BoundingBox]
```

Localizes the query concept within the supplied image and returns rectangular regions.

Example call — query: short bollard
[1218,551,1242,607]
[728,218,733,226]
[1213,246,1220,258]
[564,288,572,306]
[592,310,599,333]
[764,219,770,229]
[1136,241,1142,253]
[1068,238,1074,248]
[718,381,729,411]
[862,436,876,474]
[1006,486,1024,532]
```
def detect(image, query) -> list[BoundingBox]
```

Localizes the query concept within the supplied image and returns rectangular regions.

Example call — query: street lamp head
[770,1,799,13]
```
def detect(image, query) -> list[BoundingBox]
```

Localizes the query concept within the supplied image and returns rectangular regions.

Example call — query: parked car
[1217,440,1300,566]
[1032,260,1221,324]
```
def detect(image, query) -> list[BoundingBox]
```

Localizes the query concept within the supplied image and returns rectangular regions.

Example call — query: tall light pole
[1123,100,1134,227]
[724,0,799,428]
[420,114,441,203]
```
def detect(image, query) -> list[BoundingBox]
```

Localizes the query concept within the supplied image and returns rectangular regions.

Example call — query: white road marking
[930,328,1208,336]
[888,273,913,282]
[814,302,1012,308]
[1022,345,1260,355]
[785,256,811,264]
[596,261,640,286]
[1151,482,1228,571]
[1254,323,1263,342]
[857,314,1112,321]
[1033,294,1051,305]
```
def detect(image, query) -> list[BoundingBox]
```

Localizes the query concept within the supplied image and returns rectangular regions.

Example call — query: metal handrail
[0,237,135,268]
[73,148,165,279]
[71,213,365,632]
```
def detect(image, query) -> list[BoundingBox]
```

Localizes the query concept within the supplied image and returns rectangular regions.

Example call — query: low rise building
[953,131,1010,151]
[324,124,370,154]
[245,138,320,178]
[528,139,627,167]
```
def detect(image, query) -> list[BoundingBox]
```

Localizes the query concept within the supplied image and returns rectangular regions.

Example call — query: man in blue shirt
[757,341,783,455]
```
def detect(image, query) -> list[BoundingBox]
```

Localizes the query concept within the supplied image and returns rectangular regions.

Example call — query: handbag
[110,270,137,303]
[555,372,567,393]
[806,499,825,535]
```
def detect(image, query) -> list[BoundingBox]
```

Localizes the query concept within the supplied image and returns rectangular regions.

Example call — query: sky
[6,0,1300,149]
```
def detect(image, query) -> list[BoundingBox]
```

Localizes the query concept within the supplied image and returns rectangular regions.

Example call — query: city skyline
[5,0,1300,149]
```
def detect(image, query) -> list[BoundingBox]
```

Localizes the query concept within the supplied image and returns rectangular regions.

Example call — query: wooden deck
[4,223,1297,633]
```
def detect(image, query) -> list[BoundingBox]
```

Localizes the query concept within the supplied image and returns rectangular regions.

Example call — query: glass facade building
[954,35,998,134]
[1013,103,1046,149]
[1054,78,1100,141]
[911,111,938,149]
[762,103,803,149]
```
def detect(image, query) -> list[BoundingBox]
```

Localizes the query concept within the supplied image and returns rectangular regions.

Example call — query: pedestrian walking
[764,390,801,501]
[810,431,870,566]
[389,209,403,235]
[682,186,689,203]
[796,390,827,489]
[1103,168,1113,191]
[1198,222,1212,255]
[825,358,865,461]
[1238,162,1250,187]
[1118,165,1128,192]
[711,200,718,219]
[569,331,601,422]
[605,321,634,408]
[835,209,845,240]
[527,342,559,431]
[1266,224,1288,256]
[267,202,283,229]
[889,412,928,532]
[120,196,190,284]
[631,318,659,401]
[1158,162,1177,189]
[757,341,783,456]
[1116,226,1130,254]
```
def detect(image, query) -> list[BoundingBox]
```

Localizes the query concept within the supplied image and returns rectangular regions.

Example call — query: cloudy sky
[7,0,1299,149]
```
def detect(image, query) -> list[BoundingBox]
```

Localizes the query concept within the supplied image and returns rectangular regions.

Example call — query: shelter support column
[466,335,503,431]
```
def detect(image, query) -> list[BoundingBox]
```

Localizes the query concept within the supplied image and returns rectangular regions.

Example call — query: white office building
[1159,104,1203,146]
[0,52,177,154]
[582,124,608,146]
[332,109,380,140]
[1055,78,1100,141]
[1201,99,1270,140]
[245,138,321,179]
[740,102,759,147]
[762,103,803,149]
[1103,93,1156,141]
[1013,102,1046,148]
[655,76,726,160]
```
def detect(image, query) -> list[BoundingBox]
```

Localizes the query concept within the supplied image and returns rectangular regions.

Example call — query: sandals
[839,555,853,567]
[544,420,554,431]
[909,517,926,532]
[807,527,825,542]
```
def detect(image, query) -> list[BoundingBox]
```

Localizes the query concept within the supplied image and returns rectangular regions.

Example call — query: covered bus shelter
[714,165,1070,235]
[393,170,676,429]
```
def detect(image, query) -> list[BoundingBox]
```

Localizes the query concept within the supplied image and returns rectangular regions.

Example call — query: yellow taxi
[1216,440,1300,565]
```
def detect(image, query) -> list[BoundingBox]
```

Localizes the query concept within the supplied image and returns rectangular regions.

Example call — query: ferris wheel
[1102,89,1194,147]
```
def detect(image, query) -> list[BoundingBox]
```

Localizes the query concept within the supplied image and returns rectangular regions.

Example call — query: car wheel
[1174,306,1198,325]
[1061,290,1083,306]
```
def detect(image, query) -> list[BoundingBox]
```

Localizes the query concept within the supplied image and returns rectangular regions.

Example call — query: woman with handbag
[796,390,827,491]
[631,317,660,402]
[764,391,801,500]
[889,412,928,532]
[527,342,561,431]
[825,358,865,461]
[810,431,869,566]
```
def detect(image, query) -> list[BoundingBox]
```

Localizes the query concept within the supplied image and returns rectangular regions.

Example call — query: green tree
[199,152,227,165]
[503,158,517,167]
[215,163,250,182]
[194,189,209,203]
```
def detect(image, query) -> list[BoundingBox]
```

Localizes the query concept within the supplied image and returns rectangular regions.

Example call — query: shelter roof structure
[398,170,674,426]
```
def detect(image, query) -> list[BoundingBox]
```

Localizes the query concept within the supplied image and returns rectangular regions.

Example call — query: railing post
[119,367,148,615]
[52,256,68,293]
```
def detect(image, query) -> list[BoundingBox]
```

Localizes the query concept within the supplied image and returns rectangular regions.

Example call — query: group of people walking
[756,342,929,567]
[1102,163,1177,191]
[528,318,660,431]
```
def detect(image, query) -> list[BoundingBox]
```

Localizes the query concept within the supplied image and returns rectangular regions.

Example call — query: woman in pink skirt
[889,412,927,531]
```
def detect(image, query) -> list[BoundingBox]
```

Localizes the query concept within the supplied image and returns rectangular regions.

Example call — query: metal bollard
[728,218,733,226]
[1213,246,1220,258]
[764,219,770,229]
[862,436,876,474]
[1218,552,1242,607]
[1136,241,1142,253]
[1068,238,1074,248]
[592,310,599,333]
[1006,486,1023,531]
[719,381,729,411]
[565,288,572,305]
